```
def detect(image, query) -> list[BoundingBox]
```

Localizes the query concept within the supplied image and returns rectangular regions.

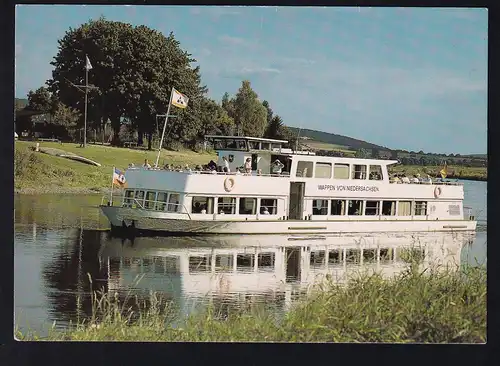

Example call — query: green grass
[14,141,216,192]
[16,264,486,343]
[389,164,487,181]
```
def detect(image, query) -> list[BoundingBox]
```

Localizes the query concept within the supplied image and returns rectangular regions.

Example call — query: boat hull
[100,205,477,236]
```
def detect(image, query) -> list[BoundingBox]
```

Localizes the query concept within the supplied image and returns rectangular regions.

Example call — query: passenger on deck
[257,169,262,176]
[222,156,230,173]
[244,158,252,175]
[401,176,411,184]
[272,159,285,175]
[390,175,400,183]
[208,160,217,171]
[411,175,420,183]
[193,201,202,213]
[261,206,270,215]
[184,164,192,173]
[142,159,151,169]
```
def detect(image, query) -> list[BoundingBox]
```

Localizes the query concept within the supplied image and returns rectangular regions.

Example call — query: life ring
[434,186,442,198]
[224,177,235,192]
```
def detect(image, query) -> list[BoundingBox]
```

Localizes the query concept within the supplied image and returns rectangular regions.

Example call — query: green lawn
[14,141,216,192]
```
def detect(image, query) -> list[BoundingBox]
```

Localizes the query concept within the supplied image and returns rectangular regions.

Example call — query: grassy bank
[17,265,486,343]
[14,141,216,194]
[388,164,487,181]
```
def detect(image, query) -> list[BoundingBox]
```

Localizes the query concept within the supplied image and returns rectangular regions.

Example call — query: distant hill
[288,127,390,151]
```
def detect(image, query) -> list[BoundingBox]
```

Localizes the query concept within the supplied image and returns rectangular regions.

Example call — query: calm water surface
[14,180,487,336]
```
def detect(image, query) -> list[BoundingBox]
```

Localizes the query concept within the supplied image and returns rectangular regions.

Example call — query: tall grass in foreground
[16,262,486,343]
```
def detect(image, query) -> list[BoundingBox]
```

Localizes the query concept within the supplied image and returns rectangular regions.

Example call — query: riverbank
[17,265,486,343]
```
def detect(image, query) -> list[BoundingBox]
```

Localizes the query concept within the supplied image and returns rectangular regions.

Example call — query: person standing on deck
[142,159,151,169]
[272,159,284,175]
[244,158,252,175]
[222,156,230,173]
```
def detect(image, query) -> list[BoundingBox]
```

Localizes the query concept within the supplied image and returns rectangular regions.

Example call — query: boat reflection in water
[98,231,474,316]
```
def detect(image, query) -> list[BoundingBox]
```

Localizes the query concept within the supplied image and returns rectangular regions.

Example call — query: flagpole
[110,166,114,205]
[83,54,89,148]
[155,87,174,168]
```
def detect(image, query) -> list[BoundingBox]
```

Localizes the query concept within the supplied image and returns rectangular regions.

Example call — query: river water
[14,180,487,336]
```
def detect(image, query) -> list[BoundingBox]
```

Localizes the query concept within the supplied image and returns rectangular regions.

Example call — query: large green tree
[230,80,267,137]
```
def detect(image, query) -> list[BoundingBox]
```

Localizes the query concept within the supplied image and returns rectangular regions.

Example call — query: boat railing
[126,167,290,178]
[389,180,462,186]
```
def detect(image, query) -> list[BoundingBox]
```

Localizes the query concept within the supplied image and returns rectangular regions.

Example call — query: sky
[15,5,488,154]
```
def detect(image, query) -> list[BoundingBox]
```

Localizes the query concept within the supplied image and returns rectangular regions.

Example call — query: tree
[232,80,267,137]
[262,100,273,125]
[265,115,290,140]
[27,86,57,114]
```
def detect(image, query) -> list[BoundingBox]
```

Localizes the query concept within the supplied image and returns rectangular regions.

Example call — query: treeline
[15,17,293,150]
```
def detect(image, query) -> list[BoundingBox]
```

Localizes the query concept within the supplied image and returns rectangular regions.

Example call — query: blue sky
[15,5,487,154]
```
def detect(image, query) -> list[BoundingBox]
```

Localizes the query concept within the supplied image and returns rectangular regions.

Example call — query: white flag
[85,55,93,71]
[171,88,189,109]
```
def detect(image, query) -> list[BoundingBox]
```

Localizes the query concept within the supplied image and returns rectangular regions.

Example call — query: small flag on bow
[171,88,189,109]
[112,167,127,187]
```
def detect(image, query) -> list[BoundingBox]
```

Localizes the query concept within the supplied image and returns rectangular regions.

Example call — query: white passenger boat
[100,135,477,235]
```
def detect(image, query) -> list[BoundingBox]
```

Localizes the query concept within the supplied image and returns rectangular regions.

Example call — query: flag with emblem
[171,88,189,109]
[112,167,127,187]
[85,55,93,71]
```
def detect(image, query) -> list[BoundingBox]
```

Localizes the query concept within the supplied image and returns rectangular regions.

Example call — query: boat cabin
[205,135,314,175]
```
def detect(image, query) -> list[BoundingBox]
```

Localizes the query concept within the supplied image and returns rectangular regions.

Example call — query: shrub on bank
[16,265,486,343]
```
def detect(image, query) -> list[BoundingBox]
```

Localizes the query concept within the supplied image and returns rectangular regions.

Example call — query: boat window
[312,199,328,215]
[379,248,394,263]
[365,201,380,215]
[352,164,367,180]
[260,198,278,215]
[134,190,145,207]
[369,165,383,180]
[345,249,361,264]
[315,162,332,179]
[123,190,134,207]
[155,192,168,211]
[217,197,236,214]
[258,253,275,271]
[144,191,157,210]
[296,161,313,177]
[398,201,412,216]
[363,249,377,263]
[192,196,214,214]
[261,142,271,150]
[448,204,461,216]
[167,193,180,213]
[310,251,326,267]
[215,254,233,272]
[328,249,342,264]
[189,256,211,273]
[271,143,281,150]
[347,200,363,215]
[382,201,396,216]
[330,200,345,215]
[237,140,247,150]
[237,254,255,271]
[249,141,260,150]
[239,197,257,215]
[333,163,350,179]
[414,201,427,216]
[214,139,227,149]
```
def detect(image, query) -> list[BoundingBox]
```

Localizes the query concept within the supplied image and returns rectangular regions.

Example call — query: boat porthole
[224,177,235,192]
[434,186,442,198]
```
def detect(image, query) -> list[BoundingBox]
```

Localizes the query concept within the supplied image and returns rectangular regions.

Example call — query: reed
[16,262,486,343]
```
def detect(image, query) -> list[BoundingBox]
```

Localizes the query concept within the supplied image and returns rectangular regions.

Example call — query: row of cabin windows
[312,199,427,216]
[212,138,281,151]
[124,190,181,212]
[296,161,384,180]
[192,196,278,215]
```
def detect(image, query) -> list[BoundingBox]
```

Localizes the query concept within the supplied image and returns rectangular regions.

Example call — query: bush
[14,148,41,178]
